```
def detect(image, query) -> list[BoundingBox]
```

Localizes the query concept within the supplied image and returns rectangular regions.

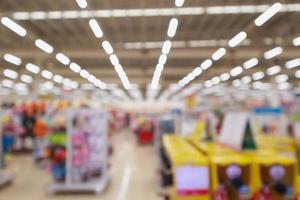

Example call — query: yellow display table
[163,135,210,200]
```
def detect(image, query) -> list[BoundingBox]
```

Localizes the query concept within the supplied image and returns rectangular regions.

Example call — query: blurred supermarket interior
[1,0,300,200]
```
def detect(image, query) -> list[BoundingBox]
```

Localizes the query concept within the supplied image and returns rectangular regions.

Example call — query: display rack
[47,109,109,195]
[0,112,13,188]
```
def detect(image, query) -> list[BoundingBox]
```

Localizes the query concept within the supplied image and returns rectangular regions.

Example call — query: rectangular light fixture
[35,39,54,54]
[293,36,300,46]
[89,19,103,38]
[69,63,81,73]
[212,48,226,61]
[220,73,230,81]
[175,0,185,7]
[63,11,79,19]
[243,58,259,69]
[211,76,221,85]
[252,71,265,81]
[295,70,300,78]
[26,63,40,74]
[79,69,90,79]
[21,74,33,83]
[31,12,47,20]
[102,41,114,54]
[255,3,282,26]
[167,18,178,38]
[192,67,202,77]
[201,59,213,70]
[94,79,107,89]
[230,66,243,77]
[109,54,119,66]
[41,70,53,79]
[162,40,172,54]
[263,46,283,59]
[56,53,70,65]
[266,65,281,76]
[241,76,251,84]
[76,0,88,8]
[1,79,14,88]
[159,54,167,65]
[285,58,300,69]
[53,75,63,83]
[275,74,288,83]
[1,17,27,37]
[228,31,247,47]
[3,69,18,79]
[4,53,22,66]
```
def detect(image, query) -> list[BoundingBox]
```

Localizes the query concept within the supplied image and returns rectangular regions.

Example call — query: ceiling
[0,0,300,98]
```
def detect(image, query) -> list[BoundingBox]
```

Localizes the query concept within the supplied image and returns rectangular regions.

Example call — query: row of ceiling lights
[0,16,107,91]
[159,3,283,101]
[11,3,300,20]
[78,1,131,91]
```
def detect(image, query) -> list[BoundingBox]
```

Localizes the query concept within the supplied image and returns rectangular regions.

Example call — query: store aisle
[0,131,163,200]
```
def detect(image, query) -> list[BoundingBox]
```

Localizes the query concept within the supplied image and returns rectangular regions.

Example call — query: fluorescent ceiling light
[243,58,259,69]
[102,41,114,54]
[69,63,81,73]
[162,40,172,54]
[79,69,90,79]
[87,75,96,83]
[285,58,300,69]
[228,31,247,47]
[3,69,18,79]
[26,63,40,74]
[159,54,167,65]
[76,0,88,8]
[35,39,54,54]
[167,18,178,38]
[71,81,79,89]
[48,11,63,19]
[1,79,14,88]
[15,83,27,91]
[212,48,226,61]
[201,59,213,70]
[94,79,107,89]
[3,53,22,66]
[275,74,288,83]
[109,54,119,66]
[220,73,230,81]
[192,67,202,77]
[241,76,251,84]
[252,71,265,81]
[21,74,32,83]
[277,82,290,90]
[211,76,221,85]
[63,11,79,19]
[41,70,53,79]
[230,66,243,77]
[263,46,283,59]
[255,3,282,26]
[266,65,281,76]
[56,53,70,65]
[31,12,47,20]
[204,80,213,88]
[1,17,27,37]
[89,19,103,38]
[13,12,30,20]
[295,70,300,78]
[293,36,300,46]
[232,79,241,87]
[53,75,63,83]
[175,0,185,7]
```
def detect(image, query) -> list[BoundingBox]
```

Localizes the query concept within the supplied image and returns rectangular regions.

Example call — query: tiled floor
[0,131,163,200]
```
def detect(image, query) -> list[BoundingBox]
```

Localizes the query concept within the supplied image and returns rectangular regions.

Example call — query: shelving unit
[48,109,109,195]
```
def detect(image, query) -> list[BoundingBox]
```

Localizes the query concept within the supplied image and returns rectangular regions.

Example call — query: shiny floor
[1,131,163,200]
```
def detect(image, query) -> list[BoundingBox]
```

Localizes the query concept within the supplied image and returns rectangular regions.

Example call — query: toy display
[47,109,109,195]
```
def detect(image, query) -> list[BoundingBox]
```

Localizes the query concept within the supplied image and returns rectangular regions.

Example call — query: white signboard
[219,112,248,150]
[176,166,209,196]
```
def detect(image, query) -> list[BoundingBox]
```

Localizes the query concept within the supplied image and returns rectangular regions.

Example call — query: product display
[47,109,109,194]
